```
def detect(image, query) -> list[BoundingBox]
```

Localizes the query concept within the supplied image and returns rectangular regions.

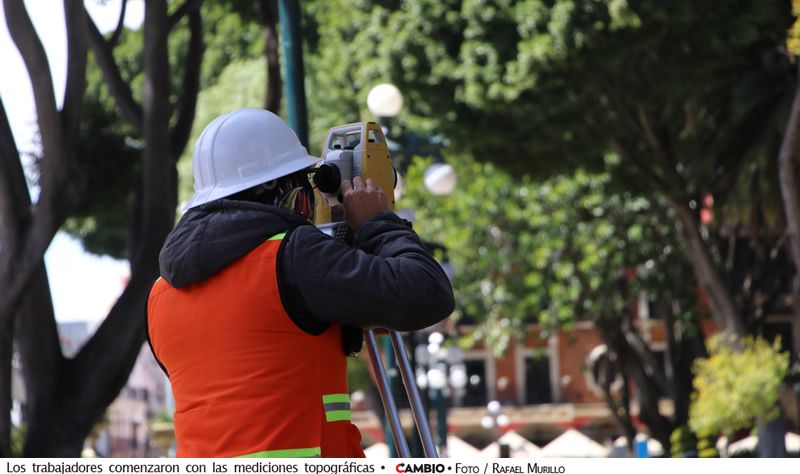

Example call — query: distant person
[147,108,454,458]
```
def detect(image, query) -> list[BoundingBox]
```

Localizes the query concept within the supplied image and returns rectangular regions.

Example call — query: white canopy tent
[724,431,800,456]
[480,430,542,458]
[446,435,481,458]
[539,428,608,458]
[364,436,482,458]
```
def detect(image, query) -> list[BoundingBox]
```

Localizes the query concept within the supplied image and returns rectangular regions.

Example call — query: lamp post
[481,400,511,457]
[414,331,468,457]
[366,83,457,195]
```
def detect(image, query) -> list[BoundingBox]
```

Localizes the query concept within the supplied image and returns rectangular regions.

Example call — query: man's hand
[341,176,390,233]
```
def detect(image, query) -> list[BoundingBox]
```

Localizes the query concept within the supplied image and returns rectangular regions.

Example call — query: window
[524,354,552,404]
[461,359,488,407]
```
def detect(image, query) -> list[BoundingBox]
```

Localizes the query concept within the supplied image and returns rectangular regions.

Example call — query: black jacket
[157,199,455,339]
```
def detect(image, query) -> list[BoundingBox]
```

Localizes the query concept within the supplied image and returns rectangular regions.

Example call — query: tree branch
[109,0,128,48]
[670,201,746,337]
[168,0,202,30]
[0,98,29,246]
[4,0,63,180]
[1,0,74,336]
[584,112,673,194]
[602,84,641,134]
[61,0,88,144]
[637,106,687,194]
[67,271,150,443]
[85,12,143,135]
[170,7,204,157]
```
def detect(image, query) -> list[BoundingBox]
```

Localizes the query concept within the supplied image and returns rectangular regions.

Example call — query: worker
[146,108,455,458]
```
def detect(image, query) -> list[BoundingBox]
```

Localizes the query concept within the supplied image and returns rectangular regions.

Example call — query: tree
[689,335,790,455]
[0,0,207,455]
[303,0,797,340]
[1,0,291,455]
[399,155,704,452]
[302,0,797,453]
[781,1,800,323]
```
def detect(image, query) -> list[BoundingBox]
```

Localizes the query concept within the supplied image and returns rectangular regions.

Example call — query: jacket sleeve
[277,212,455,331]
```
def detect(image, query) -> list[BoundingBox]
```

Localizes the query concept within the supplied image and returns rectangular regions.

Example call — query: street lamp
[367,83,456,197]
[414,331,468,457]
[481,400,511,457]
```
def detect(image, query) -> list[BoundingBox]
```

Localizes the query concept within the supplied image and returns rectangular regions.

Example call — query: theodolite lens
[313,163,341,193]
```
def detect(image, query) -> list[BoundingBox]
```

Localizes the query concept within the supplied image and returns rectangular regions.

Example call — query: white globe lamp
[480,416,495,430]
[449,364,468,390]
[427,365,448,390]
[424,163,457,196]
[367,83,404,118]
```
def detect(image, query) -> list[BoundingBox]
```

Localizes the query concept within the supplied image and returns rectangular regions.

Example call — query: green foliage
[789,0,800,56]
[65,1,266,256]
[11,423,25,457]
[697,435,719,458]
[689,335,790,437]
[669,426,719,458]
[347,355,372,392]
[152,410,173,423]
[64,93,141,258]
[304,0,793,188]
[400,154,694,354]
[669,426,697,458]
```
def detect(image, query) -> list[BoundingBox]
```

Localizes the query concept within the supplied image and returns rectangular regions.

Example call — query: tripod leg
[390,331,440,458]
[365,329,411,457]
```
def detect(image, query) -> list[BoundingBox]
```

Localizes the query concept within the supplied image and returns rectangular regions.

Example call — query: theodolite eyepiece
[313,163,342,194]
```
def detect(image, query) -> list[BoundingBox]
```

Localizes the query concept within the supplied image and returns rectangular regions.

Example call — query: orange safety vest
[147,233,365,458]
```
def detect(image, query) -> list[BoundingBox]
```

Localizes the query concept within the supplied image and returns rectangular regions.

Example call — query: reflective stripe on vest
[322,393,351,422]
[268,233,286,241]
[237,447,321,458]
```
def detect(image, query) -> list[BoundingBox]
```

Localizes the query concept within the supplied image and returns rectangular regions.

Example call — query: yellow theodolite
[312,122,396,231]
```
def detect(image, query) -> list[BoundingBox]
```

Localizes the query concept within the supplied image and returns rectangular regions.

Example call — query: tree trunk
[671,202,746,338]
[0,94,28,457]
[256,0,282,113]
[17,267,66,457]
[596,316,674,453]
[778,63,800,320]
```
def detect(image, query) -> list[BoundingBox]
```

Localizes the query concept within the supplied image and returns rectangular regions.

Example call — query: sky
[1,0,145,324]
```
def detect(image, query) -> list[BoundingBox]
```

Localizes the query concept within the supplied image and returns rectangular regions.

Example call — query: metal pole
[383,337,398,458]
[277,0,309,147]
[390,331,440,458]
[434,388,447,453]
[365,330,411,457]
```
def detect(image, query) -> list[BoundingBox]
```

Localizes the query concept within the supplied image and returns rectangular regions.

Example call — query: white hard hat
[185,108,321,209]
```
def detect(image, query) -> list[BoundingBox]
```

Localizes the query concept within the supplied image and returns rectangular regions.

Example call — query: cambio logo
[395,464,445,473]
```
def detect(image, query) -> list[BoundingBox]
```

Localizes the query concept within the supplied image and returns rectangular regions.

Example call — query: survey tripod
[313,121,441,458]
[364,329,440,458]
